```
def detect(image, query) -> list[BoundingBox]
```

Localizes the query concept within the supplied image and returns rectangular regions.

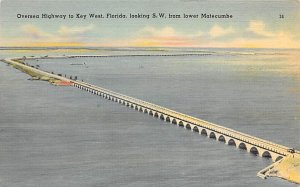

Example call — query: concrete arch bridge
[72,81,292,163]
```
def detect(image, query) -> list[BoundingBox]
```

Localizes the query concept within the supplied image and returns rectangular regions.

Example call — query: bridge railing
[73,80,290,156]
[6,56,291,156]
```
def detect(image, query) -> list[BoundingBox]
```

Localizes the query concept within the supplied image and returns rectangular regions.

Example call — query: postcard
[0,0,299,186]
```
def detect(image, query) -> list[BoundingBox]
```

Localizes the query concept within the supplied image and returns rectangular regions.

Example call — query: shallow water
[0,48,299,186]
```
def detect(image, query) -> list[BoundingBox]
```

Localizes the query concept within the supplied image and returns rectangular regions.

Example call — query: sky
[0,0,300,48]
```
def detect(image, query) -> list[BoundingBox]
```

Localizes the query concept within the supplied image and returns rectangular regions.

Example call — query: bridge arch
[172,119,178,125]
[185,124,191,130]
[201,129,208,136]
[218,135,226,143]
[73,82,290,163]
[250,147,259,156]
[227,139,236,146]
[209,132,216,140]
[160,114,165,120]
[275,156,283,162]
[178,121,184,127]
[189,124,196,130]
[238,143,247,151]
[193,126,200,133]
[262,151,272,159]
[144,109,148,114]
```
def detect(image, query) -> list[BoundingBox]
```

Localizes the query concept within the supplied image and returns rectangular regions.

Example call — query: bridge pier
[158,113,163,120]
[154,112,160,118]
[70,81,290,164]
[189,124,196,131]
[171,118,178,125]
[192,126,200,133]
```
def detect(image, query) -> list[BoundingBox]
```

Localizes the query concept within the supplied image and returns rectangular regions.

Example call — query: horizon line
[0,46,299,50]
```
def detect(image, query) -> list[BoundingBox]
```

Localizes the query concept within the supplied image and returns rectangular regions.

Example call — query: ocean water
[0,48,299,187]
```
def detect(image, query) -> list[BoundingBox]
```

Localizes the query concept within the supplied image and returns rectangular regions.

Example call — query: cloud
[8,21,300,48]
[90,24,300,48]
[247,20,275,37]
[209,25,235,38]
[138,26,182,40]
[134,26,197,47]
[200,31,300,49]
[18,24,96,46]
[21,24,51,39]
[241,20,300,48]
[58,24,94,36]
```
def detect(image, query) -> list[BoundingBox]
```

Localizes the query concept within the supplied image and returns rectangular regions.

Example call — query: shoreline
[2,55,300,185]
[265,155,300,184]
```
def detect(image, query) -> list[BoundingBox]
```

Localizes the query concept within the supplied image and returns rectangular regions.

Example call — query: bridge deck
[72,80,291,157]
[3,56,294,159]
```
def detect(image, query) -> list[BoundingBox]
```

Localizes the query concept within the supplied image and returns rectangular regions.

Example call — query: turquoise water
[0,48,299,186]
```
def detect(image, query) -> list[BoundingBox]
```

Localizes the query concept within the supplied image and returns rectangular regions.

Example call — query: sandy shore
[3,55,299,185]
[265,154,300,184]
[2,58,72,86]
